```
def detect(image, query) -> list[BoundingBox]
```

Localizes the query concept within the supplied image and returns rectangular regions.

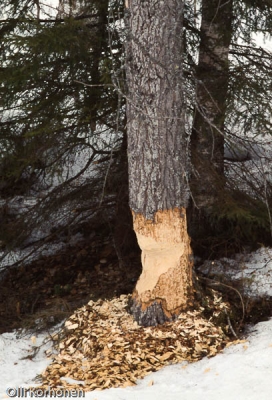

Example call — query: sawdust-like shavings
[36,295,228,392]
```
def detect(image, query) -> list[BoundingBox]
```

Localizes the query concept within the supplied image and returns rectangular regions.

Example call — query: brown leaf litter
[35,294,230,392]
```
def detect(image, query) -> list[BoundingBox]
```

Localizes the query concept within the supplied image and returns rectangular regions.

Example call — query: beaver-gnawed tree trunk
[125,0,193,326]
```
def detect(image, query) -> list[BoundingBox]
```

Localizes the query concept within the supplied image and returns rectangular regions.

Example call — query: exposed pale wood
[131,208,193,325]
[125,0,193,325]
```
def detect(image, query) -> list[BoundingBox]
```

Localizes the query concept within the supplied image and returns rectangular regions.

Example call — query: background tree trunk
[189,0,233,239]
[125,0,193,326]
[113,131,140,270]
[190,0,233,207]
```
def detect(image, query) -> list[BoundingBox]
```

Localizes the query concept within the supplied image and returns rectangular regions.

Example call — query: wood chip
[31,295,229,393]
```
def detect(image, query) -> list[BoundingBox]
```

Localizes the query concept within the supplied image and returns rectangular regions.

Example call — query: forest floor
[0,219,142,335]
[1,219,272,336]
[1,221,272,397]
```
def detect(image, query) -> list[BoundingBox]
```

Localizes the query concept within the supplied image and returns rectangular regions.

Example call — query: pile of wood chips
[37,294,229,392]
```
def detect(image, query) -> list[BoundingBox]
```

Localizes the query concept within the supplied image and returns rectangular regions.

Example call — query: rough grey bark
[125,0,193,327]
[190,0,233,211]
[126,0,189,220]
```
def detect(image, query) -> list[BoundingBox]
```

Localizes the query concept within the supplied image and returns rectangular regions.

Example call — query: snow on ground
[89,319,272,400]
[1,247,272,399]
[199,247,272,298]
[0,227,86,271]
[0,331,53,398]
[0,318,272,400]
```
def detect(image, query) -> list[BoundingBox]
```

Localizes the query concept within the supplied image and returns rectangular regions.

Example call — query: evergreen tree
[0,0,128,256]
[186,0,272,251]
[0,0,271,267]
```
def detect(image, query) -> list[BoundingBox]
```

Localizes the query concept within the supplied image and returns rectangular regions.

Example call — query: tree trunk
[125,0,193,326]
[190,0,233,212]
[113,131,140,270]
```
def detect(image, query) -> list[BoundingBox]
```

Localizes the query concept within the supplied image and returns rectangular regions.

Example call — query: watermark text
[6,386,85,398]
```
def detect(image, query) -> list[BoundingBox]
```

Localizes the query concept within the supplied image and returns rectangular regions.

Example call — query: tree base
[129,297,173,327]
[130,208,193,326]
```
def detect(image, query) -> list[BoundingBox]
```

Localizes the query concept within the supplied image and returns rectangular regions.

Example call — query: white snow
[199,247,272,298]
[0,318,272,399]
[1,238,271,399]
[89,319,272,400]
[0,248,272,399]
[0,331,53,397]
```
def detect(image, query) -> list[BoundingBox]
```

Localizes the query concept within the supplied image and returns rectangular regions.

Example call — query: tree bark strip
[125,0,193,326]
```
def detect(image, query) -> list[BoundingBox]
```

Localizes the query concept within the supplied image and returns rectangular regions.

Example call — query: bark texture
[190,0,233,211]
[126,0,189,220]
[125,0,193,326]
